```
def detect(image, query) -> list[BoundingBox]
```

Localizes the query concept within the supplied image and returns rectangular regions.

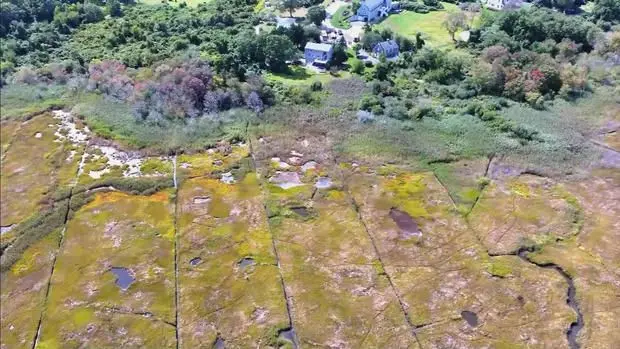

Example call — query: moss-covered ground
[346,167,575,348]
[1,113,83,231]
[1,112,618,348]
[177,169,290,347]
[36,191,176,349]
[1,229,61,349]
[468,174,580,255]
[253,138,416,347]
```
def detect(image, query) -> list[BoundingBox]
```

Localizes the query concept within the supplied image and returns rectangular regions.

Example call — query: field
[0,100,618,348]
[265,66,352,86]
[377,3,463,48]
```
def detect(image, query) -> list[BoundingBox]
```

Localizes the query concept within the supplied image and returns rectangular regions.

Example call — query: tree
[82,3,104,23]
[361,31,383,50]
[553,0,578,13]
[307,5,326,26]
[442,11,467,42]
[107,0,122,17]
[469,60,505,94]
[415,32,425,49]
[283,24,307,48]
[277,0,301,17]
[592,0,620,23]
[331,43,348,66]
[260,34,297,72]
[351,59,365,74]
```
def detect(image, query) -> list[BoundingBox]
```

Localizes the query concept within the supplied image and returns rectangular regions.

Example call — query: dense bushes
[87,58,273,120]
[0,0,121,67]
[473,7,600,52]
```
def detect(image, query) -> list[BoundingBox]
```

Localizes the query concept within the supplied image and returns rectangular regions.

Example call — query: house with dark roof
[372,40,399,58]
[304,42,334,66]
[356,0,393,22]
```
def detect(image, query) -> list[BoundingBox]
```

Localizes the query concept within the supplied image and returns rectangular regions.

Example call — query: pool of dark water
[238,257,256,269]
[461,310,478,327]
[189,257,202,266]
[213,336,225,349]
[290,207,310,217]
[389,208,421,238]
[110,267,135,290]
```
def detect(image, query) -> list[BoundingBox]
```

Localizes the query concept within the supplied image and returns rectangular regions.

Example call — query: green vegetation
[1,0,620,347]
[378,3,459,47]
[139,0,214,7]
[330,5,352,29]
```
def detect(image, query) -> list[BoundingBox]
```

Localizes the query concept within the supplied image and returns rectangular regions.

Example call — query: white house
[483,0,525,11]
[372,40,399,58]
[304,42,334,66]
[356,0,392,22]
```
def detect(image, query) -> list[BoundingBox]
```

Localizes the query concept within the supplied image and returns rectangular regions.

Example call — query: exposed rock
[301,161,317,172]
[269,171,303,189]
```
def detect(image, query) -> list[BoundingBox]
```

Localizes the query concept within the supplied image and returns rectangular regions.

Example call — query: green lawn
[377,3,461,48]
[265,66,351,86]
[331,5,353,29]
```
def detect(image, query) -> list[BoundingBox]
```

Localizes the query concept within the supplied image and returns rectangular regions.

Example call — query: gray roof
[361,0,386,10]
[373,40,399,52]
[276,17,296,28]
[305,42,333,52]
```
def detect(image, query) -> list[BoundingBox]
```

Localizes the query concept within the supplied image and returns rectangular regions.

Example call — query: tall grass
[0,84,69,120]
[72,94,253,152]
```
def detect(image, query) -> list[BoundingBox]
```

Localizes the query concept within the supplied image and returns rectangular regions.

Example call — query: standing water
[110,267,135,290]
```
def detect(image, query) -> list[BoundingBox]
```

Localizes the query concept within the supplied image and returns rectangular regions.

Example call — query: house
[356,0,392,22]
[372,40,399,58]
[483,0,524,11]
[304,42,334,66]
[276,17,296,28]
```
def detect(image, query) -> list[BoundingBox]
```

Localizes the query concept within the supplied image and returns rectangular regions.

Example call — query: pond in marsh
[290,206,310,217]
[189,257,202,266]
[314,177,332,189]
[269,172,303,189]
[213,336,225,349]
[461,310,478,327]
[238,257,256,269]
[389,208,422,238]
[110,267,135,290]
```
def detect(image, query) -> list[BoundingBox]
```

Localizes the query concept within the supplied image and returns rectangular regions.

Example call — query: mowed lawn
[265,66,351,86]
[378,2,461,48]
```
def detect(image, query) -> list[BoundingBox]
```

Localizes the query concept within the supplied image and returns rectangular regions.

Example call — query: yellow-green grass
[0,120,20,158]
[377,3,461,48]
[177,174,289,347]
[468,175,580,255]
[177,144,250,178]
[254,0,265,12]
[265,66,352,86]
[260,158,415,347]
[37,191,176,349]
[1,113,82,229]
[346,167,574,346]
[527,240,620,348]
[1,229,61,349]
